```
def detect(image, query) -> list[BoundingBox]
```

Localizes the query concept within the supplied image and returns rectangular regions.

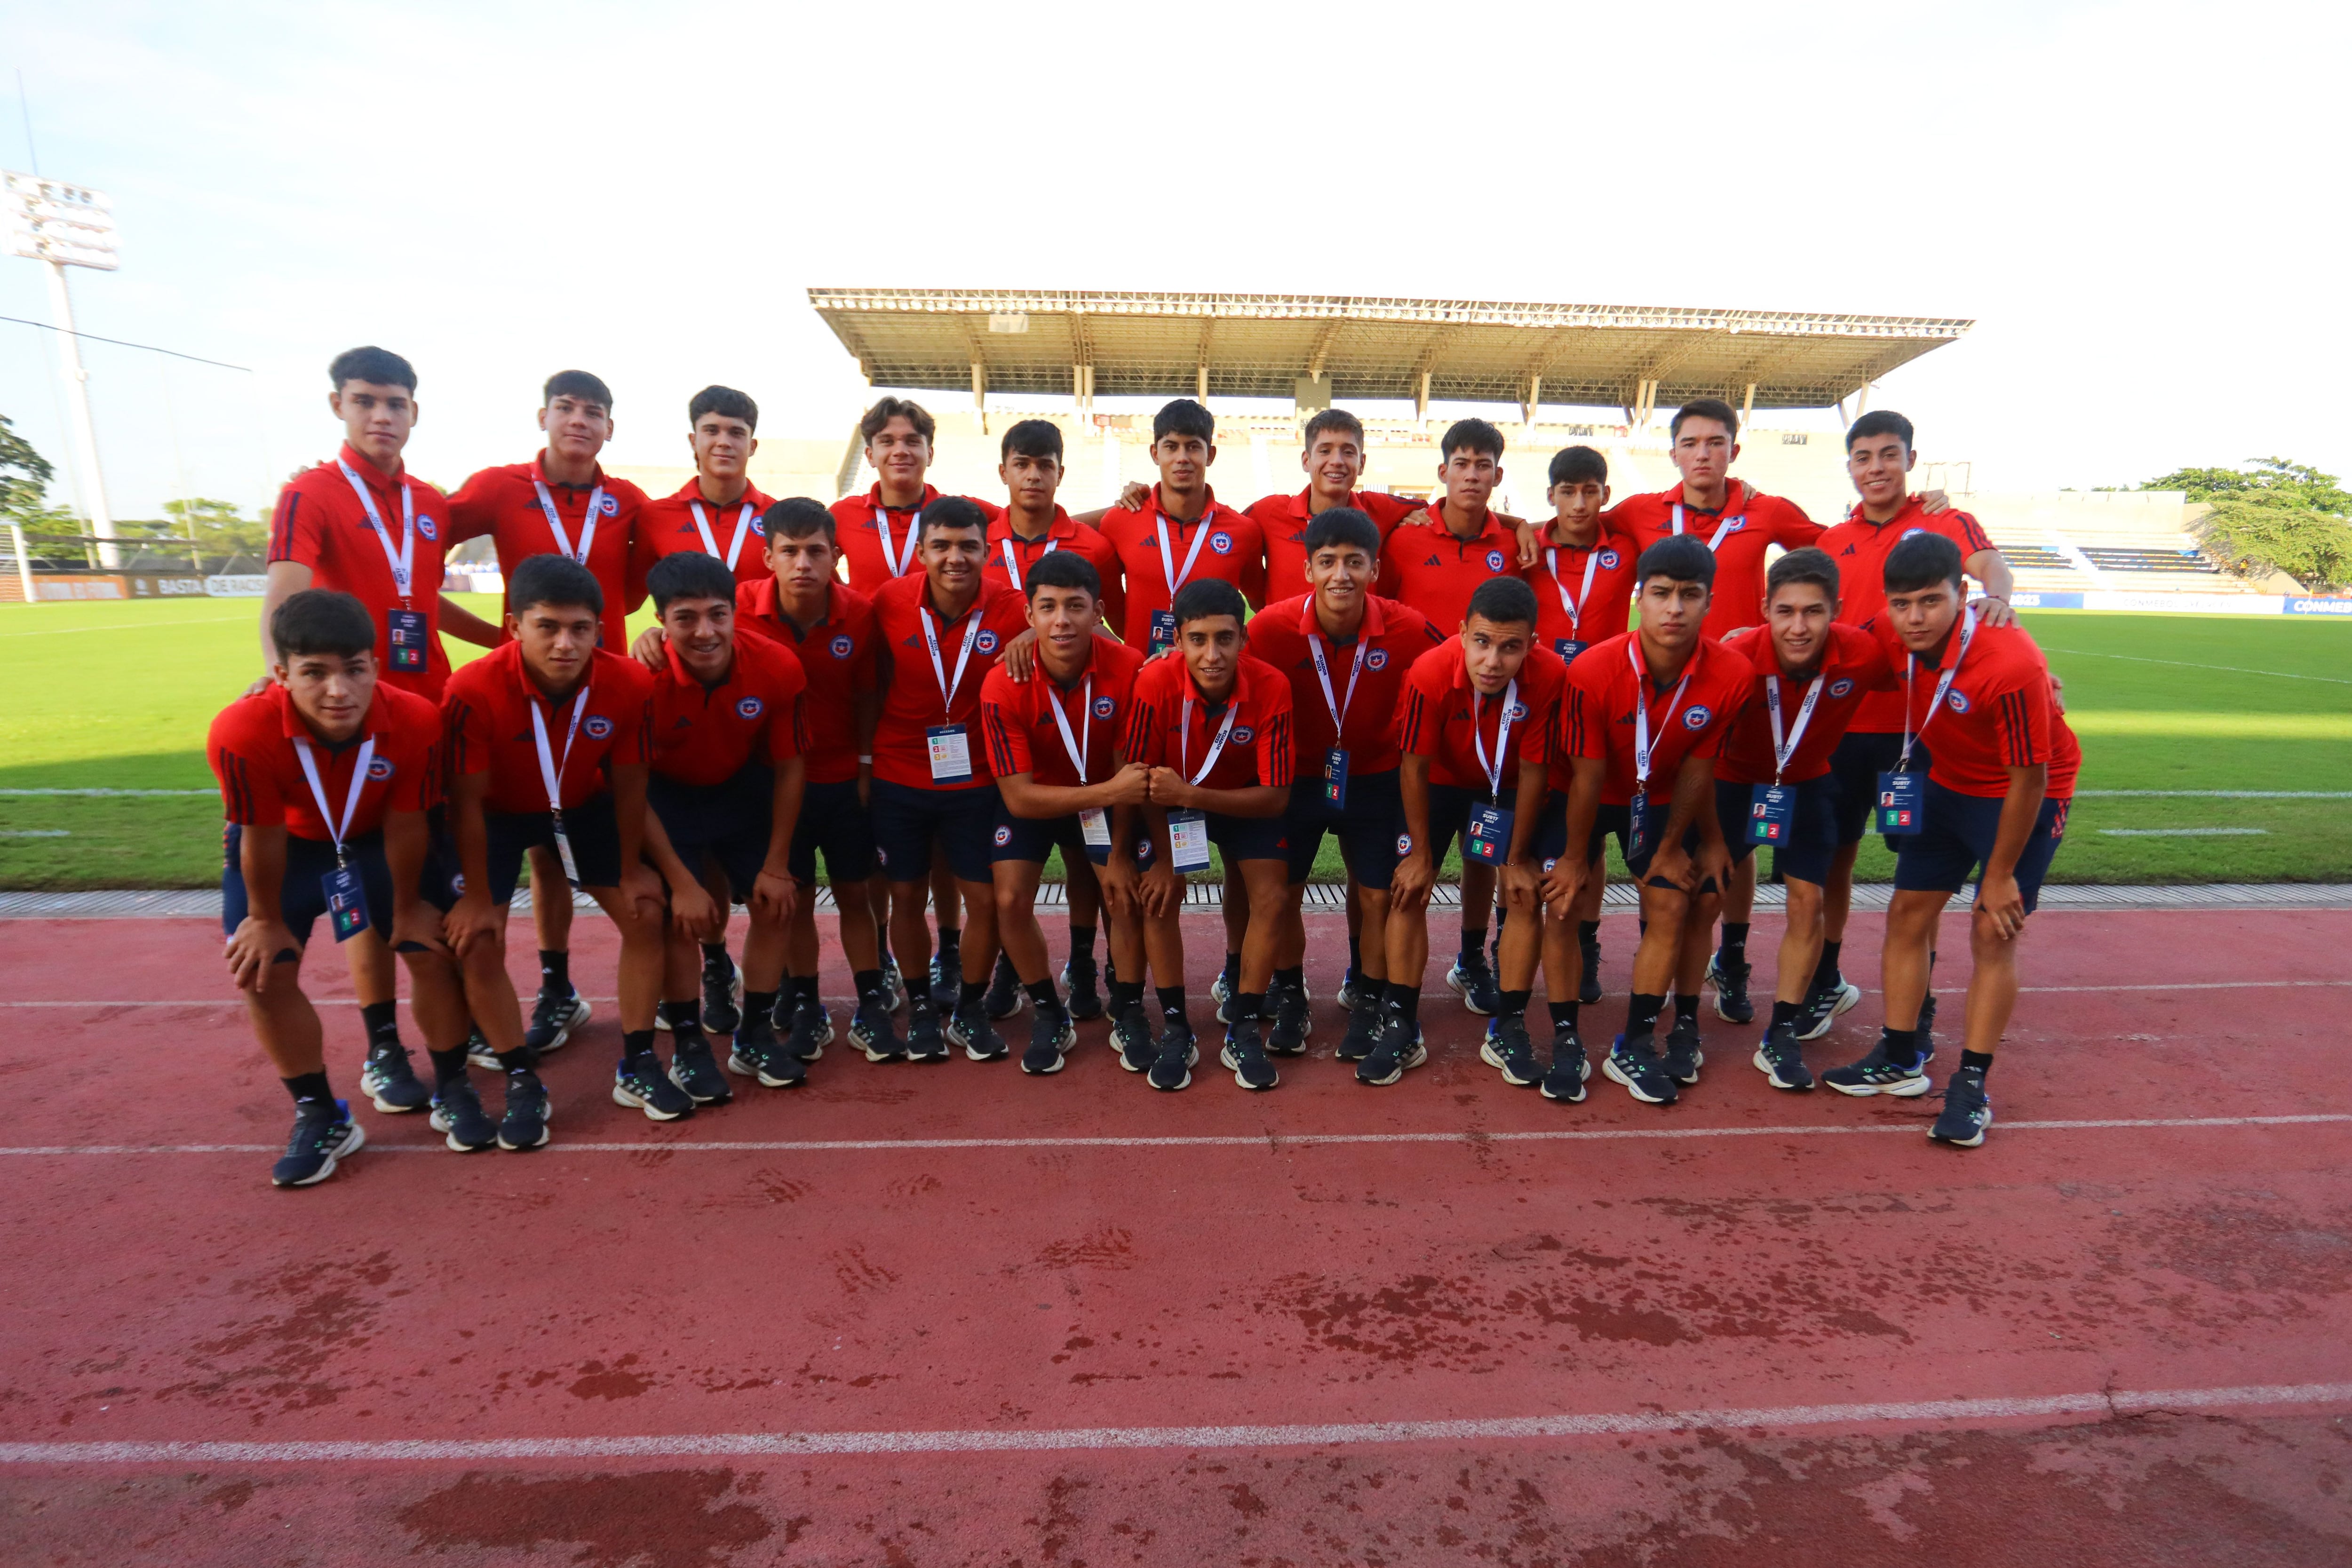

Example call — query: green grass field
[1,600,2345,889]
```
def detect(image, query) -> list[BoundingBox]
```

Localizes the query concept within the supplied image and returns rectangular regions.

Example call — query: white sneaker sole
[1825,1070,1933,1099]
[1751,1046,1814,1091]
[1601,1054,1676,1105]
[611,1082,690,1121]
[530,996,591,1054]
[1479,1038,1542,1087]
[1795,982,1862,1042]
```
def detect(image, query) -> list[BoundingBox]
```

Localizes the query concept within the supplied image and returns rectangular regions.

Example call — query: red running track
[0,907,2348,1565]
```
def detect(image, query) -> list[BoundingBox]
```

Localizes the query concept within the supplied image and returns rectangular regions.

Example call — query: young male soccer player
[441,554,676,1133]
[1711,548,1896,1089]
[447,373,652,1060]
[1246,508,1442,1063]
[1823,532,2063,1146]
[731,499,896,1062]
[1548,536,1753,1106]
[637,552,808,1096]
[1247,409,1429,597]
[1122,579,1295,1091]
[868,498,1033,1062]
[978,552,1151,1074]
[1095,399,1267,654]
[212,589,481,1186]
[1392,577,1565,1088]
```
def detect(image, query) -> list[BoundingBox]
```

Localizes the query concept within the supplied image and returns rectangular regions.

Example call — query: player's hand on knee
[1975,872,2026,940]
[390,902,452,958]
[225,918,295,991]
[751,869,796,927]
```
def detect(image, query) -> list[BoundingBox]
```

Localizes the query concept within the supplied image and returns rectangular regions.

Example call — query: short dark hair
[272,589,376,659]
[1883,531,1965,596]
[1152,398,1215,445]
[328,346,415,394]
[689,385,758,431]
[1302,408,1365,448]
[764,496,835,544]
[1465,576,1538,631]
[1767,545,1840,603]
[646,550,737,612]
[860,396,934,444]
[1171,577,1246,628]
[543,370,613,411]
[917,495,989,541]
[1023,549,1100,601]
[1441,418,1505,462]
[1634,535,1717,589]
[1548,445,1607,488]
[508,553,605,617]
[1001,418,1064,462]
[1846,409,1915,452]
[1670,398,1739,442]
[1303,506,1380,561]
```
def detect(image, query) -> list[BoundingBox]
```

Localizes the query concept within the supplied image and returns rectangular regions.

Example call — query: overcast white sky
[1,0,2343,520]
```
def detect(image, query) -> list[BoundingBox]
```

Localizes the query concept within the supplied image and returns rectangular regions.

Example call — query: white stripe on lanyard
[1469,678,1519,798]
[1308,629,1368,741]
[1001,535,1057,590]
[1764,669,1825,785]
[336,462,415,603]
[1628,638,1695,789]
[1901,604,1977,771]
[1045,672,1093,781]
[291,735,378,868]
[1179,695,1241,787]
[533,479,605,565]
[876,502,922,576]
[1153,510,1213,599]
[528,680,592,818]
[920,603,985,714]
[1544,543,1602,636]
[689,500,758,571]
[1670,502,1742,552]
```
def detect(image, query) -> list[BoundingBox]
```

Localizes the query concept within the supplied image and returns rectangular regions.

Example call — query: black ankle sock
[1273,965,1303,993]
[1026,979,1062,1012]
[360,1000,398,1044]
[1719,922,1749,966]
[959,979,986,1011]
[700,941,730,967]
[494,1048,535,1074]
[657,998,698,1029]
[1110,979,1144,1014]
[428,1047,470,1087]
[1673,994,1700,1023]
[1386,982,1422,1025]
[745,990,779,1027]
[1156,985,1188,1020]
[851,969,882,1003]
[622,1028,656,1061]
[1812,939,1843,990]
[937,927,960,952]
[1237,991,1264,1022]
[1549,1000,1579,1031]
[1500,988,1530,1018]
[1625,991,1665,1041]
[1347,935,1363,974]
[283,1070,332,1106]
[1068,924,1096,962]
[1459,928,1486,963]
[1770,1000,1799,1030]
[1883,1026,1920,1066]
[1220,952,1241,988]
[1578,920,1599,945]
[1960,1050,1994,1078]
[539,949,569,993]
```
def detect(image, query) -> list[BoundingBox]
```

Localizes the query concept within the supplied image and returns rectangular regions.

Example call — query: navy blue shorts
[1830,731,1929,847]
[871,778,998,884]
[991,805,1097,868]
[220,823,458,950]
[1546,798,1716,893]
[1284,766,1404,889]
[484,793,623,903]
[787,778,877,884]
[651,764,773,902]
[1133,810,1288,870]
[1420,782,1501,870]
[1892,780,2068,914]
[1714,775,1840,886]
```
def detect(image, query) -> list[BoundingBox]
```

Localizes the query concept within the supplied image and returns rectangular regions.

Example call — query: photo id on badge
[1465,804,1512,866]
[1148,609,1177,657]
[1168,809,1212,873]
[1627,787,1650,860]
[551,822,582,885]
[322,866,367,942]
[1079,806,1112,865]
[1876,771,1926,836]
[1323,748,1349,810]
[1553,637,1588,664]
[1748,783,1794,845]
[927,725,973,784]
[386,608,429,672]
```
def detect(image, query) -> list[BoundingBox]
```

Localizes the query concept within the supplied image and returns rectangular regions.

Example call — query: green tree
[2145,458,2352,592]
[0,413,56,521]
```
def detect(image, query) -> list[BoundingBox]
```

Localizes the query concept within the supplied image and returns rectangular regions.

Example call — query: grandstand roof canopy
[808,288,1971,414]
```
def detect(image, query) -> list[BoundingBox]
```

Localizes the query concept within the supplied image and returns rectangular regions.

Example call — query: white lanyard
[1764,669,1826,785]
[1669,502,1742,552]
[337,462,415,603]
[1000,534,1058,589]
[1179,694,1241,786]
[1308,628,1368,740]
[1902,605,1977,770]
[689,500,758,571]
[1628,639,1696,789]
[1153,510,1214,598]
[533,478,605,565]
[1045,672,1094,780]
[1544,543,1602,635]
[875,501,922,575]
[528,679,592,816]
[920,602,985,715]
[291,734,378,866]
[1469,678,1519,797]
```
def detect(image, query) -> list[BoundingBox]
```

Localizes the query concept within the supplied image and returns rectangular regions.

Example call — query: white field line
[2075,790,2352,798]
[0,788,213,796]
[0,617,248,638]
[2098,828,2269,837]
[3,1380,2347,1465]
[2039,647,2352,685]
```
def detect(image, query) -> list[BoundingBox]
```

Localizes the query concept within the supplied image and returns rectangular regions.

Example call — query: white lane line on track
[4,1380,2347,1465]
[3,1113,2345,1157]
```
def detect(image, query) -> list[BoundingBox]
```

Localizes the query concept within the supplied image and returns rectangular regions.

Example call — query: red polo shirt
[209,682,441,840]
[1607,484,1823,641]
[1557,631,1753,805]
[446,455,649,651]
[1122,652,1295,792]
[648,633,807,788]
[2049,710,2081,801]
[1248,487,1426,600]
[1244,592,1440,775]
[1713,623,1898,786]
[266,444,453,699]
[1399,638,1565,793]
[1819,494,1999,732]
[442,641,654,815]
[829,484,1004,594]
[1523,527,1641,664]
[868,574,1031,790]
[1095,486,1267,648]
[979,636,1148,788]
[1377,503,1521,633]
[633,478,777,589]
[1868,616,2054,798]
[733,578,878,785]
[982,507,1126,637]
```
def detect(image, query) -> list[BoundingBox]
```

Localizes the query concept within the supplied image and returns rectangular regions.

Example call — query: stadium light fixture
[4,169,120,569]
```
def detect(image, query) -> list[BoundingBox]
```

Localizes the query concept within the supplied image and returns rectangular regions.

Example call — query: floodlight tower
[3,170,119,567]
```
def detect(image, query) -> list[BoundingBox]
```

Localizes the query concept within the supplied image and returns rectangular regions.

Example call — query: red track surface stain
[395,1469,772,1565]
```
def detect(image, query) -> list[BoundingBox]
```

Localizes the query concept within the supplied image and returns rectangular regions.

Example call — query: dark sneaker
[927,951,961,1013]
[1602,1035,1677,1105]
[1820,1037,1933,1098]
[947,1003,1008,1063]
[1335,1000,1383,1063]
[726,1009,781,1079]
[497,1069,551,1150]
[905,1004,950,1064]
[850,996,905,1062]
[271,1099,363,1187]
[1480,1014,1542,1087]
[667,1035,734,1106]
[1930,1069,1992,1147]
[524,988,591,1055]
[784,1001,833,1062]
[613,1054,694,1121]
[1266,983,1311,1057]
[1918,991,1941,1066]
[878,956,909,1014]
[465,1027,498,1071]
[1356,1015,1427,1087]
[1210,970,1235,1025]
[1663,1014,1705,1086]
[1707,954,1755,1025]
[429,1077,498,1152]
[1753,1021,1814,1091]
[360,1039,430,1113]
[1540,1027,1589,1103]
[984,952,1025,1020]
[1579,933,1604,1005]
[1147,1015,1198,1091]
[1021,1007,1075,1075]
[1220,1016,1280,1091]
[699,949,743,1035]
[1112,1008,1156,1074]
[1061,956,1105,1021]
[1793,978,1861,1042]
[1445,951,1501,1016]
[1337,971,1371,1011]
